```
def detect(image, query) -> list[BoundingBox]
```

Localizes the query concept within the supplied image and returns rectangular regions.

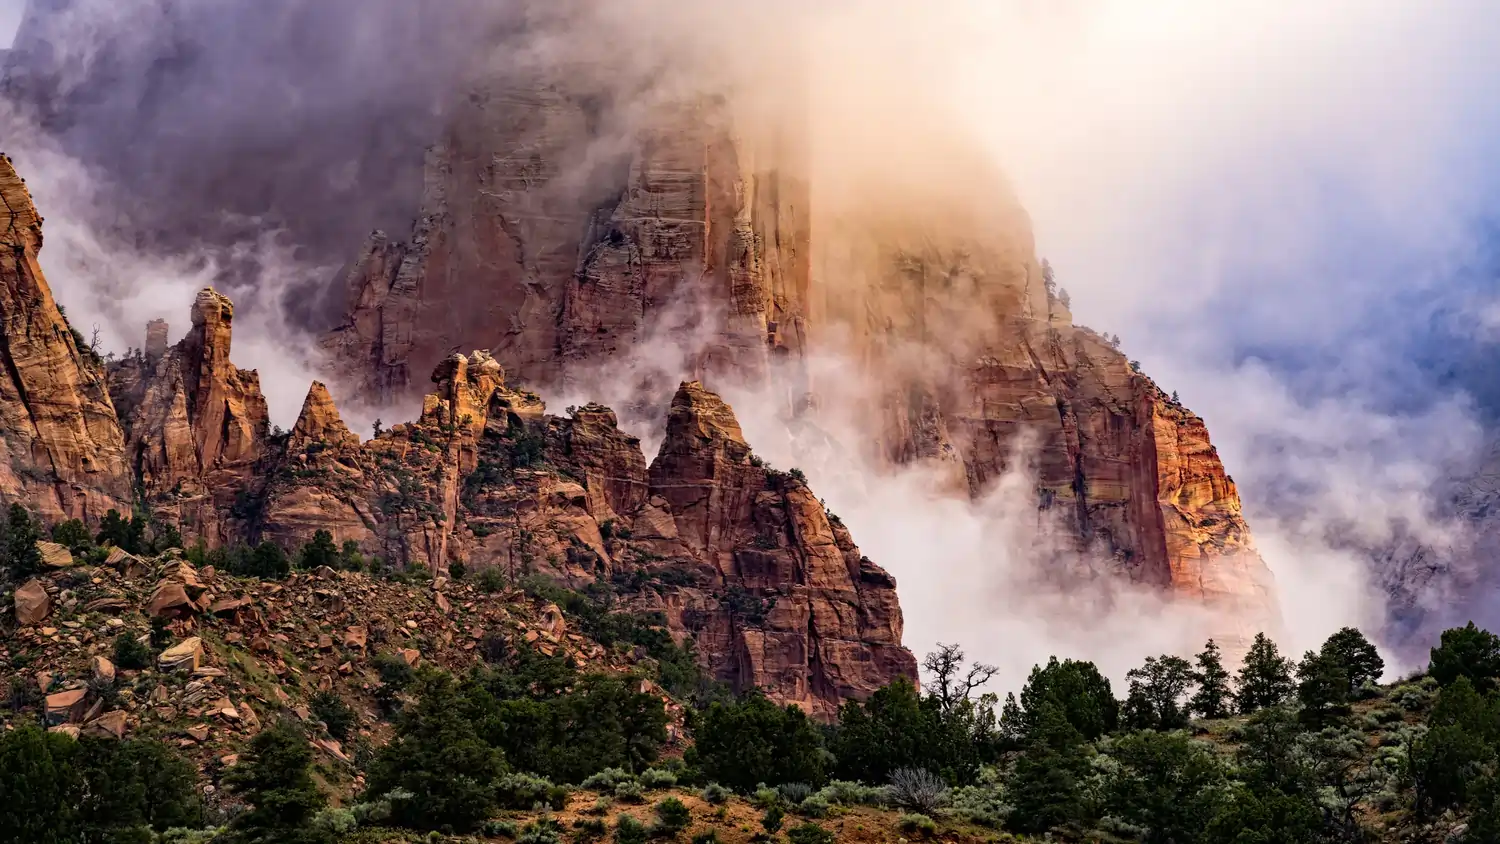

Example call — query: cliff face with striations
[317,81,1276,630]
[0,153,130,521]
[321,87,810,408]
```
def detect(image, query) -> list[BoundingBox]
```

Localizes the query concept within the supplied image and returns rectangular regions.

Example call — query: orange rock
[45,688,89,724]
[14,578,50,625]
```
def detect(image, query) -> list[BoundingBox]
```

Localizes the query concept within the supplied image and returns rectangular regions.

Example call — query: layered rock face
[0,153,130,520]
[109,289,270,543]
[317,79,1276,627]
[322,89,809,406]
[250,350,916,714]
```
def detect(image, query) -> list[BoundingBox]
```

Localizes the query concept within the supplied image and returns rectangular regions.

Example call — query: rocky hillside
[0,153,913,715]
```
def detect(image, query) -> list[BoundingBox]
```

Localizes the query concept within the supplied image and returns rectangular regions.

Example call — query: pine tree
[297,530,339,570]
[1319,627,1384,694]
[1190,639,1233,719]
[95,509,133,552]
[1429,622,1500,691]
[2,503,43,579]
[1294,650,1350,727]
[1121,655,1194,730]
[1235,633,1294,714]
[222,720,330,844]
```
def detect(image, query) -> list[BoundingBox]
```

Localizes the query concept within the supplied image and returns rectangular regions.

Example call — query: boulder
[14,578,50,625]
[147,581,194,617]
[90,655,116,685]
[83,710,128,739]
[44,688,89,724]
[36,541,74,568]
[343,625,367,649]
[158,637,204,672]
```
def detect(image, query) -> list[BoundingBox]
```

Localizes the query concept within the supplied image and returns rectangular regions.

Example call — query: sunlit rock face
[315,64,1277,639]
[0,153,130,521]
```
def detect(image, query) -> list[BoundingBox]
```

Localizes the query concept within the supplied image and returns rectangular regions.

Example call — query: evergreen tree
[223,720,331,844]
[50,519,92,554]
[2,503,43,579]
[1121,654,1194,730]
[1430,622,1500,691]
[687,692,827,791]
[95,509,135,553]
[1236,633,1295,714]
[1106,730,1228,844]
[1319,627,1384,693]
[1294,650,1350,727]
[1203,784,1322,844]
[1190,639,1233,719]
[1410,723,1489,818]
[297,530,339,570]
[248,541,291,579]
[0,726,83,844]
[1018,657,1118,741]
[76,736,203,840]
[367,673,503,832]
[1005,704,1089,835]
[1236,707,1314,795]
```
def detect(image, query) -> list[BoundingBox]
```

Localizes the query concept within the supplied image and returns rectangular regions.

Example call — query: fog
[6,0,1500,690]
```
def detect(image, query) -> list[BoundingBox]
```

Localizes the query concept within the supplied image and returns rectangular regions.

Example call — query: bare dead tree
[923,642,998,712]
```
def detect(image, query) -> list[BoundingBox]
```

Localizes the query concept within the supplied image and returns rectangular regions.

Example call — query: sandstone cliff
[0,153,130,521]
[247,351,914,715]
[316,83,1277,627]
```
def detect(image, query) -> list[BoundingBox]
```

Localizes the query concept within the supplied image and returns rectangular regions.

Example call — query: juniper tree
[1190,639,1233,719]
[1319,627,1384,694]
[1122,655,1195,730]
[1236,633,1294,714]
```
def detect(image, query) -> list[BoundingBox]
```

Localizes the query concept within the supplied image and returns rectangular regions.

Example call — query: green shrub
[311,807,356,836]
[583,767,637,792]
[112,633,152,671]
[478,567,507,593]
[700,783,730,805]
[484,819,519,838]
[586,797,614,816]
[615,814,649,844]
[816,780,883,806]
[752,786,781,809]
[309,691,356,742]
[796,795,830,818]
[652,797,692,837]
[778,782,813,805]
[448,561,467,580]
[689,832,719,844]
[519,819,563,844]
[615,781,645,803]
[786,823,835,844]
[640,768,677,789]
[496,771,558,810]
[761,806,784,835]
[573,817,608,840]
[898,813,938,836]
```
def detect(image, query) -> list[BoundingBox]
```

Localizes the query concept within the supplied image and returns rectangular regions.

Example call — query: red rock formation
[637,382,916,716]
[321,90,808,406]
[0,153,130,520]
[317,82,1275,628]
[254,359,914,714]
[113,288,270,541]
